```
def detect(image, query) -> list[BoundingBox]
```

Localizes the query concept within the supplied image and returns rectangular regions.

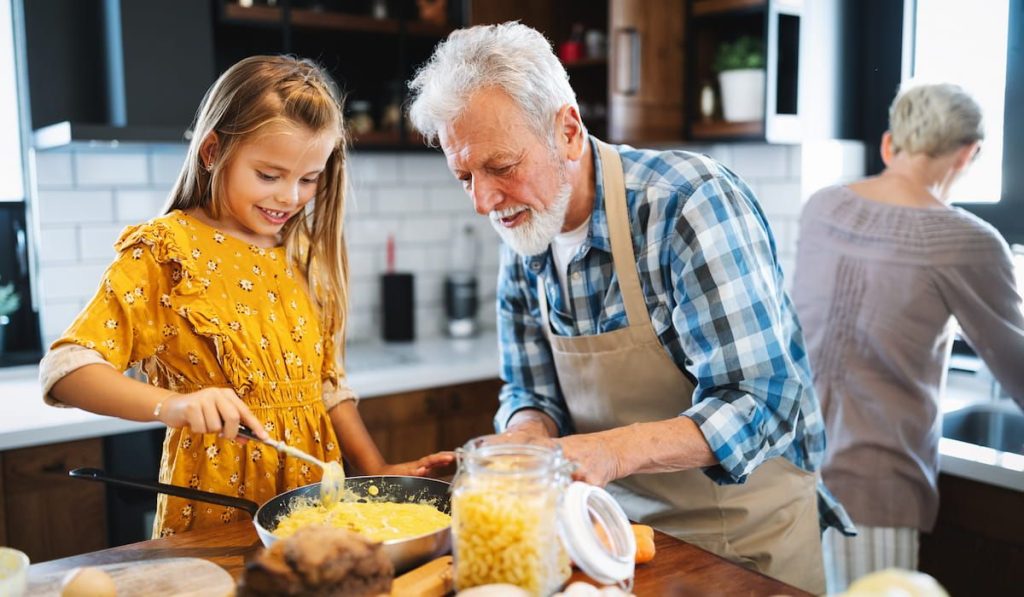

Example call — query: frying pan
[69,468,451,573]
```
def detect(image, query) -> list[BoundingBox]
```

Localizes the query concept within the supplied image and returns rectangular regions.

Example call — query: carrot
[591,522,657,564]
[632,524,656,564]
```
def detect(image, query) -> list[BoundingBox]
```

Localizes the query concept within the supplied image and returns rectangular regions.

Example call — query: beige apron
[536,141,825,594]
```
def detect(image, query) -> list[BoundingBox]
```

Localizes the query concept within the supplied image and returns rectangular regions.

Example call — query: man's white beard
[489,182,572,257]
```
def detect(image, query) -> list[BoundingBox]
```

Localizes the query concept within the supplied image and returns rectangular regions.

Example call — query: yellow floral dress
[53,211,343,537]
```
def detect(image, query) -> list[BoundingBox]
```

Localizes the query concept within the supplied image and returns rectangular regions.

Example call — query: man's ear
[556,104,587,161]
[199,132,220,170]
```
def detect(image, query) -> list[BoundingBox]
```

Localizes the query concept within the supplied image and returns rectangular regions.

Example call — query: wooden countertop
[27,521,811,596]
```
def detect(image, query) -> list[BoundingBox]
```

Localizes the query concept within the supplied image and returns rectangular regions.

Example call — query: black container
[381,272,415,342]
[444,272,478,337]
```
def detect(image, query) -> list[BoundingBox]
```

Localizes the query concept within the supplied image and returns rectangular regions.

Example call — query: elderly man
[408,23,853,593]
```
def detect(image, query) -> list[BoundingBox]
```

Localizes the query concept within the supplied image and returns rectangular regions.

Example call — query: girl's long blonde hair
[166,55,349,351]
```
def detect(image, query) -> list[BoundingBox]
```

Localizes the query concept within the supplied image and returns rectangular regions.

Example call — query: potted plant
[713,36,766,122]
[0,279,20,356]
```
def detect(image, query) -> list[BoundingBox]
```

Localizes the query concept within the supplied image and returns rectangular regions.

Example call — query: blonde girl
[40,55,453,537]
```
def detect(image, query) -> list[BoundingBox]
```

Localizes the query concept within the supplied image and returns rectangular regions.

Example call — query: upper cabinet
[608,0,685,144]
[686,0,804,143]
[214,0,463,150]
[23,0,464,150]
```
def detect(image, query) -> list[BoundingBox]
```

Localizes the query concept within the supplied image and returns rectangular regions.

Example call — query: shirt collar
[523,137,614,274]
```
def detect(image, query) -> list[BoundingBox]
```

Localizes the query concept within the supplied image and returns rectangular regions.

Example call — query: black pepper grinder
[380,234,415,342]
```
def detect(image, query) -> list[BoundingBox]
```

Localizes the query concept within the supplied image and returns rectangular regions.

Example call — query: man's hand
[554,431,627,487]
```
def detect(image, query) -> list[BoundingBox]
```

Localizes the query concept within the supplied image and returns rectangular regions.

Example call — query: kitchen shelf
[222,3,451,37]
[562,57,608,69]
[692,0,766,17]
[690,119,763,140]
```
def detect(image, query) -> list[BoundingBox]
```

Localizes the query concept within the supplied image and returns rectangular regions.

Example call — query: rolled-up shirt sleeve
[671,177,813,483]
[493,244,574,437]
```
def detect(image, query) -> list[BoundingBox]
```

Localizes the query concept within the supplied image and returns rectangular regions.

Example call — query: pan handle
[69,467,260,517]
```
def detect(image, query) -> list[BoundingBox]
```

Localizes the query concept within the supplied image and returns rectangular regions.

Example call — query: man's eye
[458,176,472,189]
[257,171,278,181]
[492,165,513,175]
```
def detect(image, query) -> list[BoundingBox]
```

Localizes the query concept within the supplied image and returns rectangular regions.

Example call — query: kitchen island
[26,521,812,596]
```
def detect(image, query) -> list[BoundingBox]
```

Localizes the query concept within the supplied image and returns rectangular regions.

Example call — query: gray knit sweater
[791,185,1024,531]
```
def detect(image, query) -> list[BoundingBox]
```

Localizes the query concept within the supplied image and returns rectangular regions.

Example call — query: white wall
[31,141,862,346]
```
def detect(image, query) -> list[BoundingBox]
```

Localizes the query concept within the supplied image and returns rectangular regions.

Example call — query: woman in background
[791,82,1024,593]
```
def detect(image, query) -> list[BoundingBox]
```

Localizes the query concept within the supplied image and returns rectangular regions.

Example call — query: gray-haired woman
[791,82,1024,593]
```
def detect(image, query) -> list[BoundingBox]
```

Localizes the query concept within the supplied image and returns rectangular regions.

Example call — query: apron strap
[594,141,649,328]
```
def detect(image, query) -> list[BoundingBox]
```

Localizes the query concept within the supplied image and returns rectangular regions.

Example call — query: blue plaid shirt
[494,140,855,534]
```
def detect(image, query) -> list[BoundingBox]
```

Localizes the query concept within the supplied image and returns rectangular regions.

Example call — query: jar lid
[557,481,636,587]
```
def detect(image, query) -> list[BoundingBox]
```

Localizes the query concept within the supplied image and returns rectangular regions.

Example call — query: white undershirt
[550,216,591,305]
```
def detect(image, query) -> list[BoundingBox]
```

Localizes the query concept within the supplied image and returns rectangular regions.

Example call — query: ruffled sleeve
[321,324,357,410]
[50,222,176,372]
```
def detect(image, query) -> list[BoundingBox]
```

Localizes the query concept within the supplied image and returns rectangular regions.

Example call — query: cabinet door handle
[614,28,641,96]
[42,460,68,474]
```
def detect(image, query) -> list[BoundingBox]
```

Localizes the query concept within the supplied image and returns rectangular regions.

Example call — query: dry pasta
[452,486,571,596]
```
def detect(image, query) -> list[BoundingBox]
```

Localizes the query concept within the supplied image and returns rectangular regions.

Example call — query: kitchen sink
[942,402,1024,455]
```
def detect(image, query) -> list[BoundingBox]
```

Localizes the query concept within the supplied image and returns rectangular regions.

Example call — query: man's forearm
[506,408,559,438]
[610,416,717,475]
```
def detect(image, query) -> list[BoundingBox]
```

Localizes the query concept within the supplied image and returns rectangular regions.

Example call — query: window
[909,0,1024,241]
[0,0,24,202]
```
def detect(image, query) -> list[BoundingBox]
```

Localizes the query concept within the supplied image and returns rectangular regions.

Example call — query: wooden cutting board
[28,557,235,596]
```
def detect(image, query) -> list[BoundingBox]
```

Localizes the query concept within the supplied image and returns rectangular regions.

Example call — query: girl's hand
[156,387,268,442]
[379,451,456,478]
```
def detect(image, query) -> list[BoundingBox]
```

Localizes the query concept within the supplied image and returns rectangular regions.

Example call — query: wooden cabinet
[1,438,107,564]
[356,378,502,468]
[919,473,1024,595]
[608,0,685,143]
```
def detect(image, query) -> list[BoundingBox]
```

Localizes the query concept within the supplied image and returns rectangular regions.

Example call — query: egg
[61,566,118,597]
[845,568,949,597]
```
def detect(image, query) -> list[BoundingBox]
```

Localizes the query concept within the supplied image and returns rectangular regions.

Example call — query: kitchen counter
[939,369,1024,492]
[25,521,812,596]
[0,333,500,451]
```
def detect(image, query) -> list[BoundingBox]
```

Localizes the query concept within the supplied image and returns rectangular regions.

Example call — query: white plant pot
[718,69,765,122]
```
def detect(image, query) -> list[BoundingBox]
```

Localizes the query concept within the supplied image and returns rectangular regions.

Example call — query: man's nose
[471,178,503,216]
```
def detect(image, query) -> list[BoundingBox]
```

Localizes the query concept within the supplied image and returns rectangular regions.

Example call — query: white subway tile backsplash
[115,189,168,223]
[415,273,444,307]
[150,148,188,186]
[37,227,79,264]
[347,247,380,279]
[37,189,114,224]
[398,154,451,183]
[752,181,803,218]
[397,217,452,244]
[348,153,401,186]
[75,152,149,186]
[731,144,789,179]
[39,263,107,301]
[41,300,86,344]
[373,185,428,213]
[34,151,74,188]
[79,225,126,261]
[346,216,398,248]
[426,184,470,213]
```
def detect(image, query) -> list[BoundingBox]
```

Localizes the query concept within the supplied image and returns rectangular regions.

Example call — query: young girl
[39,55,453,537]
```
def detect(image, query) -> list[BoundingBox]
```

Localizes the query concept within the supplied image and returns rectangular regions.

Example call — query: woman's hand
[156,387,268,442]
[378,451,456,478]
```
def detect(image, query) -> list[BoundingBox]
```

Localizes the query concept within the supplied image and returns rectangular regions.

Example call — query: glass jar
[452,440,636,596]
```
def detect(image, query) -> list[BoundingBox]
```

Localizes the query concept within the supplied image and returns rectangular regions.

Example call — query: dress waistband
[178,377,324,410]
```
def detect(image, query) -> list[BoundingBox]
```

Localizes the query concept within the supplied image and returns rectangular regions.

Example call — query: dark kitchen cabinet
[919,473,1024,595]
[22,0,463,150]
[1,438,108,563]
[212,0,464,150]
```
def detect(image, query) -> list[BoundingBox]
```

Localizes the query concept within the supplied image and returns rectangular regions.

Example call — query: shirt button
[571,272,581,281]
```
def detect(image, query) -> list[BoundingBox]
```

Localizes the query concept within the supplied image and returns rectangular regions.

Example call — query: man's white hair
[407,22,579,145]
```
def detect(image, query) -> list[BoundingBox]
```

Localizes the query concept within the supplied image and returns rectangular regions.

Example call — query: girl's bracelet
[152,394,173,420]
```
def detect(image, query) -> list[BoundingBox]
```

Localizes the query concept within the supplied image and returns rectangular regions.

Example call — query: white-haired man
[408,22,853,593]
